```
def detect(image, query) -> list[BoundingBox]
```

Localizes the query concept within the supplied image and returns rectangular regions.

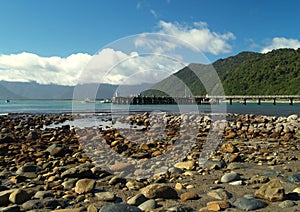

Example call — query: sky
[1,0,300,86]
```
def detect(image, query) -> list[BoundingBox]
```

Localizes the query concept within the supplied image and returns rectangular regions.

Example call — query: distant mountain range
[2,48,300,100]
[143,48,300,96]
[0,81,153,100]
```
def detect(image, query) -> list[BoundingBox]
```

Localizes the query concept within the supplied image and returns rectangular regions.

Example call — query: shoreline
[0,112,299,211]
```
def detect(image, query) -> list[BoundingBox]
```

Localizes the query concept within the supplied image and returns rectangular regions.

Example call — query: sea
[0,99,299,117]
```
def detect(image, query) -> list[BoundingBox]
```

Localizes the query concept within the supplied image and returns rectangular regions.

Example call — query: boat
[4,99,10,103]
[99,99,112,103]
[82,98,95,103]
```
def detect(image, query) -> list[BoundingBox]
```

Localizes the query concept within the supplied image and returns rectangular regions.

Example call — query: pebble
[207,188,232,200]
[293,187,300,193]
[254,179,285,201]
[278,200,296,208]
[138,199,157,211]
[127,194,148,206]
[174,161,195,170]
[0,189,17,206]
[180,191,199,201]
[220,171,241,183]
[228,180,243,185]
[108,176,125,185]
[175,183,183,190]
[0,113,299,212]
[200,200,231,211]
[287,174,300,183]
[95,191,116,201]
[233,197,267,210]
[140,184,178,199]
[166,205,196,211]
[74,179,96,194]
[99,203,142,212]
[0,205,21,212]
[61,166,93,179]
[9,189,32,204]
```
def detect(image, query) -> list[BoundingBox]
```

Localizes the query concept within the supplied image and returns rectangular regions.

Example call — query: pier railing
[112,95,300,105]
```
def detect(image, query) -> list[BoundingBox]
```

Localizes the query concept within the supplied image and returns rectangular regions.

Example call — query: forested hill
[143,48,300,96]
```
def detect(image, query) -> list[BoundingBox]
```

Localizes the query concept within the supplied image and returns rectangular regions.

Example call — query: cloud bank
[261,37,300,53]
[0,52,92,85]
[0,21,235,86]
[157,21,235,55]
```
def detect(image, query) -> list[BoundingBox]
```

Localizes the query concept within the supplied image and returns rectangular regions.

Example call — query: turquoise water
[0,99,299,116]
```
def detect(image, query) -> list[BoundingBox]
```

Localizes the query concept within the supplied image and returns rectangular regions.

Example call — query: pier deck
[112,95,300,105]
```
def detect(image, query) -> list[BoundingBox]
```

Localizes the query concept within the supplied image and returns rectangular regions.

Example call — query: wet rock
[201,160,226,170]
[99,204,142,212]
[255,179,285,201]
[168,167,185,175]
[138,199,157,211]
[33,191,55,199]
[21,200,43,210]
[43,199,67,210]
[109,163,134,172]
[127,194,148,206]
[16,164,42,178]
[62,178,78,190]
[0,189,17,206]
[74,179,95,194]
[9,189,32,204]
[220,171,240,183]
[140,183,178,199]
[95,191,116,201]
[0,205,20,212]
[207,188,232,200]
[287,174,300,183]
[108,176,126,185]
[46,144,66,157]
[27,131,39,140]
[233,197,267,211]
[61,166,93,179]
[180,191,199,201]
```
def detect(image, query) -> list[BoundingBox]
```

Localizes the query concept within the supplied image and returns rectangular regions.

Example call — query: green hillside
[142,49,300,96]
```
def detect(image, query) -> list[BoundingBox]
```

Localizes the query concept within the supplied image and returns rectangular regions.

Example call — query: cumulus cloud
[80,48,186,85]
[142,20,236,55]
[261,37,300,53]
[0,20,233,86]
[0,49,185,86]
[0,52,92,85]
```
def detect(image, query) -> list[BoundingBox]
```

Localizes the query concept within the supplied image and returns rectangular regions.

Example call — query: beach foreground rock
[0,113,299,211]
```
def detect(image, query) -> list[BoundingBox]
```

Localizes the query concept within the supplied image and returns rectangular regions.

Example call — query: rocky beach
[0,112,300,211]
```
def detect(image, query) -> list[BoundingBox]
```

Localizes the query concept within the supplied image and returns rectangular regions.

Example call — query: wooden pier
[112,95,300,105]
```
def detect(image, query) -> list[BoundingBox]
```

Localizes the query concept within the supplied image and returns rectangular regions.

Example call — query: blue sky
[0,0,300,85]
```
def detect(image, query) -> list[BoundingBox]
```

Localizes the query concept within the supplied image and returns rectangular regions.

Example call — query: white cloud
[0,20,233,86]
[261,37,300,53]
[80,48,186,85]
[150,9,158,18]
[0,48,185,86]
[153,20,235,55]
[0,52,92,85]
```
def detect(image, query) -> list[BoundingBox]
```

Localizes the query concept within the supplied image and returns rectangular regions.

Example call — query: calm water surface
[0,100,299,117]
